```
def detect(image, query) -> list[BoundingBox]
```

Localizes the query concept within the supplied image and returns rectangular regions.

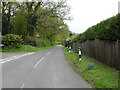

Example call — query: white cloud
[66,0,120,33]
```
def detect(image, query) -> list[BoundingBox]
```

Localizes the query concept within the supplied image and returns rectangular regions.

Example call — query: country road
[1,46,92,88]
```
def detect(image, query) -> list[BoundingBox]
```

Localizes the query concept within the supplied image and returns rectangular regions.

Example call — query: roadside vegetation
[65,14,120,44]
[1,34,53,52]
[1,1,71,52]
[63,47,119,88]
[0,45,52,52]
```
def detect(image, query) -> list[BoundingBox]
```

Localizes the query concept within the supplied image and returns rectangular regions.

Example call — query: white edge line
[34,57,45,68]
[0,52,35,63]
[0,58,9,61]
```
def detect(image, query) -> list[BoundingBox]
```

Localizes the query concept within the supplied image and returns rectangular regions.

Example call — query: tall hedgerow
[73,14,120,43]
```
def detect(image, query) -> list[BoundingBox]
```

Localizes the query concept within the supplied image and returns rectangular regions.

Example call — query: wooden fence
[71,38,120,70]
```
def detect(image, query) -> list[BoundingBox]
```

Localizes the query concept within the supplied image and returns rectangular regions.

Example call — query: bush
[25,36,40,47]
[2,34,23,48]
[71,14,120,43]
[39,38,51,47]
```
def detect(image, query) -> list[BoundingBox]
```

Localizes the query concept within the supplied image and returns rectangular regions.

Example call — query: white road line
[46,47,56,55]
[34,48,55,68]
[21,83,25,89]
[50,48,56,52]
[47,51,51,55]
[0,58,9,61]
[34,57,45,68]
[0,52,35,64]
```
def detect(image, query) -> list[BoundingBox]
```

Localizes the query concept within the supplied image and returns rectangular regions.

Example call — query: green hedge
[2,34,23,48]
[73,14,120,43]
[25,36,40,47]
[39,38,52,47]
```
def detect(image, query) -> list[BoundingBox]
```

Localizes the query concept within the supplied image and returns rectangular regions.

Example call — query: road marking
[34,48,55,68]
[0,52,35,64]
[47,51,51,55]
[21,83,25,89]
[46,47,56,55]
[50,48,56,52]
[34,57,45,68]
[0,58,9,61]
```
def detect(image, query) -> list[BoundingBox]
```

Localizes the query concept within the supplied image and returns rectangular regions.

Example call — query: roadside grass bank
[63,47,119,88]
[0,45,52,52]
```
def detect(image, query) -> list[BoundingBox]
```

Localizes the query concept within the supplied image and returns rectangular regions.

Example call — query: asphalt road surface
[2,46,92,88]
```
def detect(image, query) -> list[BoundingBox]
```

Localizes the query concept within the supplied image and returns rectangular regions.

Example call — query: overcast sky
[66,0,120,33]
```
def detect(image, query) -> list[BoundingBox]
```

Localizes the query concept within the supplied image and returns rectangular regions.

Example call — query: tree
[11,14,27,40]
[2,2,18,35]
[1,1,71,46]
[43,0,71,21]
[36,8,70,44]
[20,1,43,36]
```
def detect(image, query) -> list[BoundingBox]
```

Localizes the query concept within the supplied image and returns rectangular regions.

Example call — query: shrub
[25,36,40,47]
[39,38,51,47]
[71,14,120,43]
[2,34,23,48]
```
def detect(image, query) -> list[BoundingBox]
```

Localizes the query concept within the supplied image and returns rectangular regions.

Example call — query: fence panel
[71,39,119,70]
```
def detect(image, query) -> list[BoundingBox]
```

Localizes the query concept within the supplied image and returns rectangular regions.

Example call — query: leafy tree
[36,8,70,44]
[11,14,27,40]
[1,1,71,46]
[43,0,71,20]
[2,2,18,35]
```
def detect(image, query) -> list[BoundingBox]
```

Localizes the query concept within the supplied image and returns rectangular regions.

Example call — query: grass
[0,45,52,52]
[63,47,119,88]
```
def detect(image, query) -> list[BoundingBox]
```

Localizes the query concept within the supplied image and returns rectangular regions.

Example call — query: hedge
[72,14,120,43]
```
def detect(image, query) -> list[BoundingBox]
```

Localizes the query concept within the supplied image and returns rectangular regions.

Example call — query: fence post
[117,39,120,70]
[117,39,120,88]
[79,47,82,62]
[118,40,120,71]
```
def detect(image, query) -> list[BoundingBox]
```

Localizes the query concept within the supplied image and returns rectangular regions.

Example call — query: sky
[66,0,120,33]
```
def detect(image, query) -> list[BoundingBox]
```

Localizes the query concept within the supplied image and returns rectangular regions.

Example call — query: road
[1,46,92,88]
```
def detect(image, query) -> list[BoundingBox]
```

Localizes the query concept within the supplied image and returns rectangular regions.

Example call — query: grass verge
[0,45,52,52]
[63,47,119,88]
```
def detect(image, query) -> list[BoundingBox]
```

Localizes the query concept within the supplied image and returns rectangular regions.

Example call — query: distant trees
[1,0,71,46]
